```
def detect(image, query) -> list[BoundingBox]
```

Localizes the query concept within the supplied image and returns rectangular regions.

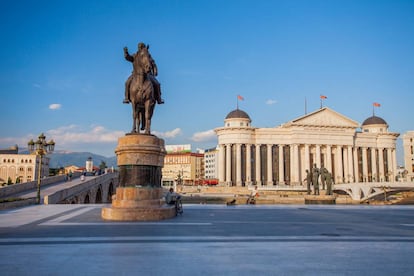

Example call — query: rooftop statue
[123,42,164,134]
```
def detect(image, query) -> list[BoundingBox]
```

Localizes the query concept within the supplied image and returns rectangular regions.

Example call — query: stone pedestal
[102,134,175,221]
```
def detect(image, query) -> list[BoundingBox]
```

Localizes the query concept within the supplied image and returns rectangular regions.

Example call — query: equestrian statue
[123,42,164,134]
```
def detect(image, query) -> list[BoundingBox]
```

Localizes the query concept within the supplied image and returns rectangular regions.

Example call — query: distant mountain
[48,151,117,168]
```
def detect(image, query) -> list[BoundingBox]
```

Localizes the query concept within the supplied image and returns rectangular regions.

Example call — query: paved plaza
[1,204,414,275]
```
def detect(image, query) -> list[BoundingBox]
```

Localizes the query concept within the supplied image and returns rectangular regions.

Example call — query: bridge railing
[0,173,80,199]
[44,173,118,204]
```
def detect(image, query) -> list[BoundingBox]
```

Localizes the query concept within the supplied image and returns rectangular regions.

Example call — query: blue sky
[1,0,413,164]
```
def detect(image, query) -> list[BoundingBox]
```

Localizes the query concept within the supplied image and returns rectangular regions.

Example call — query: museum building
[215,107,399,186]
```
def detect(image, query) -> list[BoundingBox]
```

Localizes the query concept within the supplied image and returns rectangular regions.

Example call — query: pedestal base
[101,187,176,221]
[304,195,336,204]
[102,134,172,221]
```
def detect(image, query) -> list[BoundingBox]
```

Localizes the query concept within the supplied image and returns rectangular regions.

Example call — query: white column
[303,144,310,184]
[278,145,284,184]
[289,145,294,184]
[392,149,397,182]
[371,148,377,182]
[362,147,368,182]
[255,144,261,185]
[336,145,343,183]
[219,144,225,184]
[236,144,242,186]
[304,144,310,170]
[343,146,349,183]
[267,144,273,186]
[326,145,332,174]
[315,145,321,168]
[347,146,354,183]
[353,147,359,183]
[292,144,299,184]
[387,148,393,181]
[378,148,384,182]
[386,149,394,181]
[246,144,252,185]
[226,144,232,185]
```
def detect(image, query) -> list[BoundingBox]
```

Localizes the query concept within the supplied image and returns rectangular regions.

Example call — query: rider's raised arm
[124,47,134,62]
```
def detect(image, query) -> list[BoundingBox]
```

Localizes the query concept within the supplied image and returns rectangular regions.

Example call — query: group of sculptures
[123,42,164,134]
[305,164,333,196]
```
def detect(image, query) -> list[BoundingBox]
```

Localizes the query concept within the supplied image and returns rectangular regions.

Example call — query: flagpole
[305,97,307,114]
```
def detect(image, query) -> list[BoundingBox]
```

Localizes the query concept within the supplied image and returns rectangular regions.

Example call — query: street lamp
[28,133,55,204]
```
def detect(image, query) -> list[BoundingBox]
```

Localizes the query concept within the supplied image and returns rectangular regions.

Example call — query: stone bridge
[333,182,414,202]
[44,173,119,204]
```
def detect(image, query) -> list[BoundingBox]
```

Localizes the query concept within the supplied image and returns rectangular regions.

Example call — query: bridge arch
[95,186,102,203]
[43,173,119,204]
[107,182,115,203]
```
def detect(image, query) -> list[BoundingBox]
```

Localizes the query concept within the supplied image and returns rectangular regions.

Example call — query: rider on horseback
[123,42,164,105]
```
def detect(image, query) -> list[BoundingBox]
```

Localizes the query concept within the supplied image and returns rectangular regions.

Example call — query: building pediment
[284,107,359,129]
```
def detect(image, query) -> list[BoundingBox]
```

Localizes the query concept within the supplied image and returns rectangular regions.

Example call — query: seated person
[247,186,259,204]
[165,188,180,205]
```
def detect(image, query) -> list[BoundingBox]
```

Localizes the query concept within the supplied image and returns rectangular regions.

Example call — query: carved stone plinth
[304,195,336,204]
[102,134,175,221]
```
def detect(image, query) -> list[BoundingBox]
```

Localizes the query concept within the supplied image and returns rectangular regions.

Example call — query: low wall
[0,173,80,198]
[0,198,37,210]
[44,173,117,204]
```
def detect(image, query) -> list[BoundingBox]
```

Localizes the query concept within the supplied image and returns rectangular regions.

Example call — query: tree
[99,161,107,171]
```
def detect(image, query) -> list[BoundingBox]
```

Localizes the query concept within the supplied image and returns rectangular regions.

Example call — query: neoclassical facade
[0,153,50,184]
[215,107,399,186]
[403,131,414,181]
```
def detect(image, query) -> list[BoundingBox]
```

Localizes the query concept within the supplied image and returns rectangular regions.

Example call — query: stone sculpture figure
[123,42,164,134]
[325,172,333,195]
[312,164,320,195]
[305,169,312,195]
[320,165,328,190]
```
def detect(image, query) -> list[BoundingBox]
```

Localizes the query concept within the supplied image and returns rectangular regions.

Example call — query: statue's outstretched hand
[123,47,128,53]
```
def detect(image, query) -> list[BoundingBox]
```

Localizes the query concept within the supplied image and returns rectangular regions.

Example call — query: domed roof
[225,109,251,120]
[362,115,387,126]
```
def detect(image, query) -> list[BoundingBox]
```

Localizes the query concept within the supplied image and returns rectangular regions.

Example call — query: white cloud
[191,129,216,142]
[266,99,277,105]
[40,125,124,149]
[49,103,62,110]
[152,128,182,138]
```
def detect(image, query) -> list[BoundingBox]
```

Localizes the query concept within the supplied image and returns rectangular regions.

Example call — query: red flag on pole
[237,95,244,101]
[373,102,381,107]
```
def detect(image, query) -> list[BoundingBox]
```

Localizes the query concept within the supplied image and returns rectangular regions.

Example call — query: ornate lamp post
[27,133,55,204]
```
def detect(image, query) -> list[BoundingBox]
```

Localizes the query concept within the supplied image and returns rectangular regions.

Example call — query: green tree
[99,161,107,171]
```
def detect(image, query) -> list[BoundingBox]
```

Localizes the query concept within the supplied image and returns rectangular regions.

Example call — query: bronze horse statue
[127,46,157,134]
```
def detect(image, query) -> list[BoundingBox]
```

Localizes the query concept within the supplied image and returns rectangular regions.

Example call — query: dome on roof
[362,116,388,126]
[225,109,251,120]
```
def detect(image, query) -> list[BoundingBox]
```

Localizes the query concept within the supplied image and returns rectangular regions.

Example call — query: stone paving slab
[1,204,414,275]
